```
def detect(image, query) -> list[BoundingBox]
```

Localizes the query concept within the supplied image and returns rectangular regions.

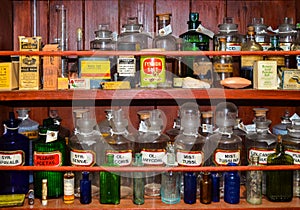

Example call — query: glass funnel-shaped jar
[278,17,296,51]
[283,119,300,197]
[69,110,105,197]
[251,17,271,51]
[135,109,169,197]
[104,108,135,199]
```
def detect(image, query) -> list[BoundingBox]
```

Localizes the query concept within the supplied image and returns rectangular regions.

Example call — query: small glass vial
[224,163,240,204]
[200,172,212,204]
[80,172,92,204]
[133,153,144,205]
[246,154,262,205]
[64,171,75,204]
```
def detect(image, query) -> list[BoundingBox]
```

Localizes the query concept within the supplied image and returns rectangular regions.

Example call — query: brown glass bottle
[200,172,212,204]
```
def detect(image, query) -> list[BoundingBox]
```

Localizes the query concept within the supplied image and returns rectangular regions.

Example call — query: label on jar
[201,124,213,134]
[279,43,292,51]
[266,56,285,66]
[226,43,241,51]
[34,151,62,166]
[70,150,95,167]
[141,149,166,165]
[241,55,263,67]
[213,62,233,73]
[106,150,132,166]
[64,177,74,196]
[117,56,136,76]
[259,43,271,51]
[213,149,240,166]
[0,150,24,166]
[248,148,275,164]
[193,60,213,85]
[286,149,300,164]
[45,130,58,143]
[140,56,165,88]
[20,130,38,139]
[177,150,203,166]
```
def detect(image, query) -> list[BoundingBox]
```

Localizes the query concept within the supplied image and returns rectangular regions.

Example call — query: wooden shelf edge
[0,89,299,101]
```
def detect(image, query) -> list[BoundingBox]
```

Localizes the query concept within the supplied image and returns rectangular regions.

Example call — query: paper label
[226,43,241,51]
[70,150,95,166]
[214,149,240,166]
[213,62,233,73]
[0,151,24,166]
[80,60,111,79]
[34,151,62,166]
[106,150,132,166]
[141,149,165,165]
[46,130,58,143]
[286,149,300,165]
[64,178,74,195]
[117,56,136,76]
[248,148,275,164]
[177,150,203,166]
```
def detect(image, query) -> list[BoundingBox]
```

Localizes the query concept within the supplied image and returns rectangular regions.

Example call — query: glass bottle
[0,112,29,194]
[200,172,212,204]
[161,142,180,204]
[63,171,75,204]
[266,135,293,202]
[179,12,212,79]
[48,109,70,142]
[16,108,39,184]
[69,110,105,197]
[291,23,300,69]
[100,154,120,204]
[132,153,144,205]
[213,37,233,88]
[183,172,197,204]
[104,108,135,199]
[211,172,220,202]
[251,17,271,51]
[240,26,263,86]
[80,171,92,204]
[246,154,262,205]
[282,119,300,197]
[166,109,181,142]
[272,110,292,135]
[224,163,240,204]
[97,109,113,137]
[153,13,177,82]
[33,117,66,198]
[213,17,243,77]
[135,109,169,197]
[200,111,214,137]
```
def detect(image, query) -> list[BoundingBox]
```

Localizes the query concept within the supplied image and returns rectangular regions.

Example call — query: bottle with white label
[69,109,105,197]
[283,119,300,197]
[0,112,30,194]
[33,117,66,198]
[135,109,169,197]
[245,117,276,195]
[104,108,135,198]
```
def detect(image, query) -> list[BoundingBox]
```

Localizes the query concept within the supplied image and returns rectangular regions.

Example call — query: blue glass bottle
[211,172,220,202]
[183,172,197,204]
[224,163,240,204]
[0,112,30,194]
[80,171,92,204]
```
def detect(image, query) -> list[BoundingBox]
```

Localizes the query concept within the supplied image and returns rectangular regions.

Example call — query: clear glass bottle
[104,108,135,198]
[69,110,105,197]
[240,26,263,86]
[291,23,300,69]
[33,117,66,198]
[179,12,211,78]
[100,154,120,204]
[251,17,271,51]
[80,171,92,204]
[200,172,212,204]
[213,37,233,88]
[63,171,75,204]
[132,153,144,205]
[161,142,181,204]
[16,108,39,184]
[272,110,292,135]
[97,109,113,137]
[48,109,70,142]
[224,163,240,204]
[282,119,300,197]
[246,154,262,205]
[213,17,243,77]
[0,112,29,194]
[266,135,293,202]
[135,109,169,197]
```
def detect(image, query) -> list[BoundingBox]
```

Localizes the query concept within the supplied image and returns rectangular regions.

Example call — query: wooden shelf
[0,89,299,101]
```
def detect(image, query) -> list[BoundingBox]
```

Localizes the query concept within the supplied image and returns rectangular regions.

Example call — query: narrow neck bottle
[200,172,212,204]
[133,153,144,205]
[80,172,92,204]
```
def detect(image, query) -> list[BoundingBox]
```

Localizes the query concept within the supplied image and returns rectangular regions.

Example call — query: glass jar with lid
[250,17,271,51]
[277,17,297,51]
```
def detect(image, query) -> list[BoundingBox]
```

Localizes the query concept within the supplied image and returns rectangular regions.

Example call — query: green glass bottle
[100,154,120,204]
[266,135,294,202]
[33,118,66,198]
[133,153,144,205]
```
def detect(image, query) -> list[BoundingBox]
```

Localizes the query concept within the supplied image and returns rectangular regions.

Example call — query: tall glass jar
[213,17,243,77]
[135,109,169,197]
[251,17,271,51]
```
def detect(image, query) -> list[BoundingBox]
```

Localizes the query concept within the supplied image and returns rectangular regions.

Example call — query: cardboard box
[78,57,111,80]
[69,78,90,89]
[43,44,61,90]
[19,36,41,51]
[0,62,19,90]
[253,60,278,90]
[282,69,300,90]
[19,55,40,90]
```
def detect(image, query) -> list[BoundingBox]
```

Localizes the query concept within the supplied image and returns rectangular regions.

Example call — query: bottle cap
[157,13,171,21]
[202,111,213,118]
[3,112,21,128]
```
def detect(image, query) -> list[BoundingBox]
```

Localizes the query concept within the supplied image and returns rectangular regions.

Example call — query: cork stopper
[253,108,268,117]
[157,13,171,21]
[202,111,213,119]
[247,25,255,35]
[137,110,150,120]
[219,37,226,42]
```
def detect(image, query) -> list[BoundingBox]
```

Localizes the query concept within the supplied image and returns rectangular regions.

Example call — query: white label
[177,151,203,166]
[202,124,213,133]
[159,24,172,36]
[226,43,241,51]
[64,178,74,196]
[46,130,58,143]
[70,150,95,167]
[196,24,214,38]
[0,151,24,166]
[117,56,136,76]
[248,148,275,165]
[214,150,240,166]
[279,43,292,51]
[106,151,132,166]
[286,149,300,165]
[141,150,165,165]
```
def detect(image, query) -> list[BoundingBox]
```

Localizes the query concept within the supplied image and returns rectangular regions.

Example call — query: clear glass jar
[278,17,297,51]
[251,17,271,51]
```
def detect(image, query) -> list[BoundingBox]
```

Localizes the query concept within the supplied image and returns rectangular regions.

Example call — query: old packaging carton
[43,44,60,90]
[0,62,19,90]
[253,60,278,90]
[282,69,300,90]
